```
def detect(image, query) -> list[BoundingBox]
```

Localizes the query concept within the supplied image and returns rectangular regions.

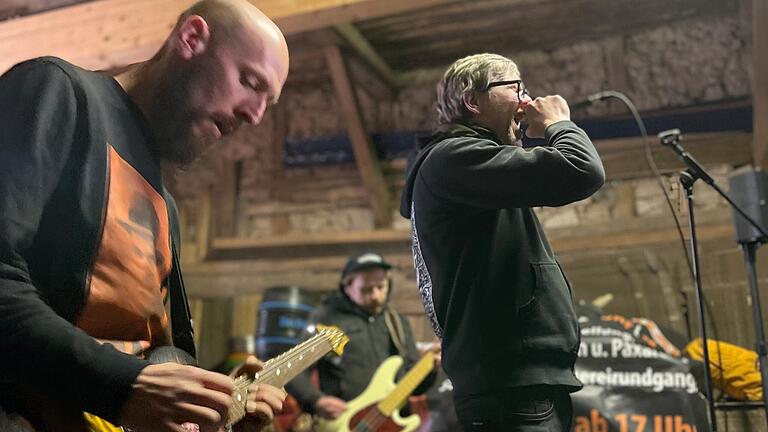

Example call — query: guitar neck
[227,330,346,426]
[377,351,435,415]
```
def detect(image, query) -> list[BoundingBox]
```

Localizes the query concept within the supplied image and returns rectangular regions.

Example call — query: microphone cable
[583,92,730,419]
[578,91,702,343]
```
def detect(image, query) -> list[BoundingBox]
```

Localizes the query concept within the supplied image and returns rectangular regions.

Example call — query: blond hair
[435,53,520,125]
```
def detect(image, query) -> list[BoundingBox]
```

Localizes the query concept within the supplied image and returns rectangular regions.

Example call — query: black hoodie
[399,121,605,399]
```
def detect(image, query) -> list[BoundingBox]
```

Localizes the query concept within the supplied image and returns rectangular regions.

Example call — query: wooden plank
[231,293,262,337]
[213,229,410,250]
[363,0,735,71]
[0,0,91,21]
[0,0,457,74]
[181,220,737,298]
[595,132,753,180]
[200,211,733,263]
[195,187,213,262]
[270,102,288,181]
[213,160,239,237]
[274,0,457,35]
[0,0,194,74]
[195,297,233,369]
[324,44,392,227]
[612,183,636,219]
[753,0,768,168]
[550,222,734,253]
[334,23,399,88]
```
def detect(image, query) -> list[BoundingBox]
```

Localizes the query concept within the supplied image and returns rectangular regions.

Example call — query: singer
[399,53,606,431]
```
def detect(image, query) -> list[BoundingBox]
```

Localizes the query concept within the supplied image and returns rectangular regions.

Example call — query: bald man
[0,1,289,431]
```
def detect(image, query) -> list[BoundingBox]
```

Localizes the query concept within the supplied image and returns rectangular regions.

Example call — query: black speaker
[728,169,768,243]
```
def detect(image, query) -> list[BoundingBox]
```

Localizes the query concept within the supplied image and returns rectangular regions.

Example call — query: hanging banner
[418,306,710,431]
[573,307,710,431]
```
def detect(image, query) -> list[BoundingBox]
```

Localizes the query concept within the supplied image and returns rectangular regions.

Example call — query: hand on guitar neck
[119,356,285,432]
[227,356,287,430]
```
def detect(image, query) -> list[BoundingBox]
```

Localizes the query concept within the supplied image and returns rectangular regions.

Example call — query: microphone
[569,91,617,110]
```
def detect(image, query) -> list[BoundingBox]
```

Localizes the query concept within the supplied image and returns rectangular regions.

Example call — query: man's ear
[176,15,211,59]
[462,91,481,116]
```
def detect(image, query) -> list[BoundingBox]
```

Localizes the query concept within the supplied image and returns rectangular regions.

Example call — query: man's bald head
[125,0,290,164]
[177,0,287,60]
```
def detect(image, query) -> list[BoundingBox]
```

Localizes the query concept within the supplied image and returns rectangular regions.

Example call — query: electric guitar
[316,351,435,432]
[34,327,348,432]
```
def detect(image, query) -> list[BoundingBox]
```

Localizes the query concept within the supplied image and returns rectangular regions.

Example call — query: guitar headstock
[315,324,349,356]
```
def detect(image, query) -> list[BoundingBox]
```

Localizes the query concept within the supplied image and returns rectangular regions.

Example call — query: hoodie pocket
[520,262,580,354]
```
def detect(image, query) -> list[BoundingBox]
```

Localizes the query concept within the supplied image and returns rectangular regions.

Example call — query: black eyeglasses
[484,79,529,101]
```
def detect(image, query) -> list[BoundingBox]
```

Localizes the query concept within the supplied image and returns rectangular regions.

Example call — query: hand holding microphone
[524,95,571,138]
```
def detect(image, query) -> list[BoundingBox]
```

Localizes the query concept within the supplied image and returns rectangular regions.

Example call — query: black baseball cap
[341,252,393,277]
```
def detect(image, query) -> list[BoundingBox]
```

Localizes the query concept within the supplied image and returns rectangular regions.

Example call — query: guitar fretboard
[226,329,346,426]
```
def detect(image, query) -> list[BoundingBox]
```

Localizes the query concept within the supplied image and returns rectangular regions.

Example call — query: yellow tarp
[686,338,762,401]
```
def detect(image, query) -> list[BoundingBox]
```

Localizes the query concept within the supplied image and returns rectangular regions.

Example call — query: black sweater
[399,121,605,399]
[0,58,191,427]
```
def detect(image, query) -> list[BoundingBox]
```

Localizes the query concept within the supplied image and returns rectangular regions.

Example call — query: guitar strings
[231,330,343,394]
[228,331,342,425]
[249,331,342,384]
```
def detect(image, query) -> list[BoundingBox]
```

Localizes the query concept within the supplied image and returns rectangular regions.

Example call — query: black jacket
[399,121,605,399]
[285,290,436,413]
[0,58,192,426]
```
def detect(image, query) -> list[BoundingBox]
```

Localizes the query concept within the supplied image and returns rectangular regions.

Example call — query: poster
[573,308,710,432]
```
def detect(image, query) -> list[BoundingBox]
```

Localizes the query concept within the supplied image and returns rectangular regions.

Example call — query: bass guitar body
[315,356,420,432]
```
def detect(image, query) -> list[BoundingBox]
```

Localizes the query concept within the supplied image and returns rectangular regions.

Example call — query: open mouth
[213,119,234,137]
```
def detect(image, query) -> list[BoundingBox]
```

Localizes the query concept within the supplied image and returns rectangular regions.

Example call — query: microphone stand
[659,129,768,429]
[572,91,695,342]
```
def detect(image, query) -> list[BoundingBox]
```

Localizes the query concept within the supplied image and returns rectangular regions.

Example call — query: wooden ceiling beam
[324,44,393,228]
[0,0,457,74]
[274,0,458,35]
[334,23,400,89]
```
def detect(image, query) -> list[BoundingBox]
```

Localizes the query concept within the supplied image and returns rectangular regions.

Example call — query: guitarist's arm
[400,315,438,395]
[0,60,149,425]
[0,61,240,432]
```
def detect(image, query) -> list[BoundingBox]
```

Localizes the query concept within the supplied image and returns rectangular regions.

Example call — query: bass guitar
[316,350,435,432]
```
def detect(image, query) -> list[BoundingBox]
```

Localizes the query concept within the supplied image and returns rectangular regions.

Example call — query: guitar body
[315,356,420,432]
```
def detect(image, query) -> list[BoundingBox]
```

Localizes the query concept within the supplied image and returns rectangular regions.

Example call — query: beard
[144,67,211,166]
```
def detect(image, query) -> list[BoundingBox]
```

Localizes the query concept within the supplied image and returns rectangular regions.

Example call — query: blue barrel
[256,286,317,360]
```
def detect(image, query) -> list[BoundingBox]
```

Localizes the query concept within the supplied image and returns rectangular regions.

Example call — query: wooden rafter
[195,186,213,262]
[324,44,392,228]
[0,0,456,74]
[213,160,239,237]
[334,22,400,89]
